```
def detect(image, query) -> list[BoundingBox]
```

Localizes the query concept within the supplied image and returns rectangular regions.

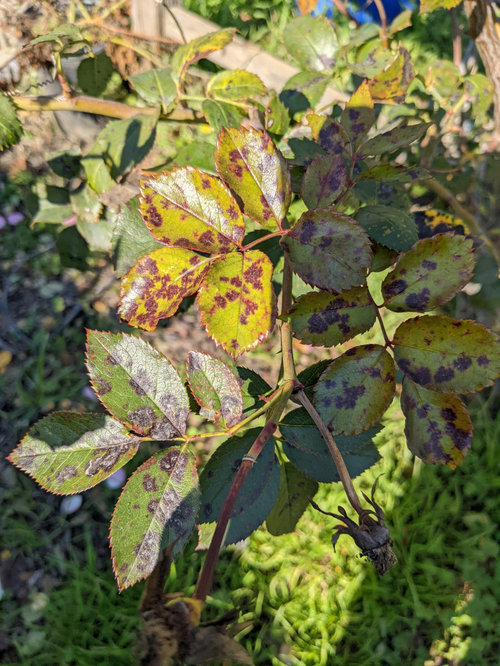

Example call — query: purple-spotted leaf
[186,351,243,428]
[140,167,245,253]
[206,69,267,102]
[355,205,418,252]
[197,250,275,357]
[199,428,280,544]
[360,122,433,157]
[215,126,291,230]
[86,331,189,439]
[382,234,475,312]
[8,412,139,495]
[280,209,372,292]
[301,153,347,209]
[266,462,318,536]
[401,376,472,469]
[393,315,500,393]
[414,209,470,239]
[356,164,430,182]
[314,345,396,435]
[171,28,236,81]
[119,247,211,331]
[340,81,375,149]
[318,118,351,156]
[283,15,337,71]
[281,287,376,347]
[110,446,199,590]
[367,47,414,103]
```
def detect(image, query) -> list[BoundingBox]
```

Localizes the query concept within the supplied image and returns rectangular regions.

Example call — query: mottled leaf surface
[281,408,381,483]
[282,287,376,346]
[140,167,245,253]
[401,377,472,468]
[129,67,176,110]
[172,28,236,81]
[86,331,189,438]
[266,463,318,535]
[414,209,470,239]
[186,352,243,428]
[111,447,199,590]
[281,209,372,292]
[215,127,291,230]
[265,94,290,135]
[357,164,430,182]
[301,153,347,209]
[112,197,163,277]
[314,345,396,435]
[360,122,432,156]
[393,315,500,393]
[119,247,211,330]
[367,47,414,103]
[8,412,139,495]
[355,204,418,251]
[318,118,351,156]
[207,69,266,101]
[202,99,245,134]
[197,250,275,357]
[284,15,337,71]
[420,0,461,14]
[340,81,375,148]
[199,429,280,544]
[382,234,475,312]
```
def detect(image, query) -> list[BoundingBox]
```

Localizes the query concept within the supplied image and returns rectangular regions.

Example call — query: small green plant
[4,1,500,662]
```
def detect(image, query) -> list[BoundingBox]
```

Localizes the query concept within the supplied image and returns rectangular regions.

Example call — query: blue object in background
[307,0,417,24]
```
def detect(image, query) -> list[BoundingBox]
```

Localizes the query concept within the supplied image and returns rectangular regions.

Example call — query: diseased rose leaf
[367,47,414,103]
[119,247,211,331]
[112,197,163,277]
[199,429,280,544]
[280,209,372,292]
[318,118,351,156]
[206,69,267,102]
[401,377,472,469]
[110,447,199,590]
[382,234,475,312]
[393,315,500,393]
[360,122,433,157]
[281,286,376,347]
[265,94,290,136]
[140,167,245,253]
[280,71,330,112]
[215,126,291,230]
[340,81,375,149]
[202,99,245,134]
[314,345,396,435]
[197,250,276,357]
[281,408,381,483]
[356,164,430,183]
[301,153,347,209]
[419,0,461,15]
[8,412,139,495]
[296,360,332,402]
[186,351,243,428]
[414,208,470,239]
[283,15,337,71]
[355,204,418,252]
[171,28,236,81]
[266,463,318,536]
[86,331,189,439]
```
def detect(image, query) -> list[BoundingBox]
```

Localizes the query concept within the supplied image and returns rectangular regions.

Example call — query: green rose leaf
[236,367,272,413]
[280,71,330,112]
[199,429,280,544]
[172,28,237,81]
[356,164,430,183]
[119,247,211,331]
[186,351,243,428]
[201,99,245,133]
[314,344,396,435]
[401,377,472,469]
[70,184,101,225]
[110,446,199,590]
[281,209,372,292]
[266,463,318,536]
[283,15,337,72]
[355,204,418,252]
[77,53,123,98]
[281,286,376,347]
[129,67,177,111]
[382,234,475,312]
[393,314,500,393]
[0,93,23,149]
[296,360,333,402]
[206,69,267,102]
[280,408,381,483]
[301,153,347,209]
[86,331,189,438]
[265,94,290,136]
[112,197,163,277]
[8,413,139,495]
[360,122,433,157]
[197,250,276,357]
[140,167,245,253]
[340,81,375,149]
[215,126,291,230]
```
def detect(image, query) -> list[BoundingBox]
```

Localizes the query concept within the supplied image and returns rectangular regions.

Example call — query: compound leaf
[172,28,236,81]
[301,153,347,209]
[283,15,337,71]
[140,167,245,253]
[314,345,396,435]
[199,429,280,544]
[186,351,243,428]
[86,331,189,439]
[393,315,500,393]
[266,463,318,536]
[281,209,372,292]
[401,377,472,469]
[355,204,418,252]
[281,286,376,347]
[382,234,475,312]
[197,250,275,357]
[111,446,199,590]
[215,126,291,230]
[207,69,267,102]
[119,247,211,331]
[8,412,139,495]
[360,122,432,156]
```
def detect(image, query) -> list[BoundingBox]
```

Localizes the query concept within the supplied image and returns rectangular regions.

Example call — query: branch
[280,255,297,382]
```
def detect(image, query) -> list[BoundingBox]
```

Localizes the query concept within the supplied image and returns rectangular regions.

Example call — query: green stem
[280,256,297,382]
